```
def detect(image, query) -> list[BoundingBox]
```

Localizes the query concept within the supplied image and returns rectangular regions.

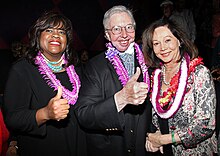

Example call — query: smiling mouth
[50,41,61,46]
[120,40,129,45]
[161,52,170,57]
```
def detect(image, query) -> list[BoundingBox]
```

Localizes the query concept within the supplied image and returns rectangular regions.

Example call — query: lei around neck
[105,42,150,92]
[35,52,81,105]
[151,53,203,119]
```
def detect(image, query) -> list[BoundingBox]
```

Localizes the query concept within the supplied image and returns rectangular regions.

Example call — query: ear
[105,31,110,41]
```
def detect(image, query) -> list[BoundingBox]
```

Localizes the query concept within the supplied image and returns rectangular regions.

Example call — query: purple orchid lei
[35,52,81,105]
[105,42,150,92]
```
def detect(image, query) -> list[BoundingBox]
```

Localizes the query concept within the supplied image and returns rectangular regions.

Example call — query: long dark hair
[25,11,78,66]
[142,19,198,68]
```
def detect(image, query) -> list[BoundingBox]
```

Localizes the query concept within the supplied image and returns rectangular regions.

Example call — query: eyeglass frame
[105,24,135,35]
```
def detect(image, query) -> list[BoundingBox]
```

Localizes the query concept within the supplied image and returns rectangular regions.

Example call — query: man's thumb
[131,67,141,81]
[54,86,62,100]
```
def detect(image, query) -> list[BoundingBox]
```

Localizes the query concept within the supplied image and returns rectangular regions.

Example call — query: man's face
[105,12,135,52]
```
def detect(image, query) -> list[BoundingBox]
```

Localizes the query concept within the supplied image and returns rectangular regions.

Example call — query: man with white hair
[75,5,154,156]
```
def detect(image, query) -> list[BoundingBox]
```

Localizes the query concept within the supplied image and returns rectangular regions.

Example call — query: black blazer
[3,59,86,156]
[75,52,154,156]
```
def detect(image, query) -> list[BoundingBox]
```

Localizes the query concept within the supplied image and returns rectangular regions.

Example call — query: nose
[121,27,128,38]
[52,34,60,39]
[52,30,60,38]
[160,42,167,50]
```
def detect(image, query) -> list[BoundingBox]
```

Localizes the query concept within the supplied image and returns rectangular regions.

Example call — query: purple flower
[105,43,119,59]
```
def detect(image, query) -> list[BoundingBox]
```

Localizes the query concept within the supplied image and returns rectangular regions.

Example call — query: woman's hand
[145,136,163,153]
[6,141,18,156]
[46,86,69,121]
[36,86,70,125]
[148,131,163,147]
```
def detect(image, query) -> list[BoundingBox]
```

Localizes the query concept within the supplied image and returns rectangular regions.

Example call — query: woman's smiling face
[152,26,180,64]
[40,24,67,61]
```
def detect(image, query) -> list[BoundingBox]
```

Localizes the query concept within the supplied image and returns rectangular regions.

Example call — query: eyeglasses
[106,24,135,35]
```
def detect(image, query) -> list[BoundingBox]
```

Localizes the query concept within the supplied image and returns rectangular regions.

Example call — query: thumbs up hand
[114,67,149,111]
[46,86,70,121]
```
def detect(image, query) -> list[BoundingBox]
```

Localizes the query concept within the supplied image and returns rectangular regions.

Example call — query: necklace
[162,62,181,86]
[35,52,81,105]
[105,42,150,92]
[41,53,64,72]
[151,53,203,119]
[41,53,64,65]
[46,63,63,72]
[151,54,189,119]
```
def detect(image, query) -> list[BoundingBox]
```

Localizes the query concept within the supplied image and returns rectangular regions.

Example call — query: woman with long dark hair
[142,19,217,155]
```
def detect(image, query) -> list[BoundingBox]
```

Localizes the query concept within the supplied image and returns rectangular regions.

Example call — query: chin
[118,45,130,52]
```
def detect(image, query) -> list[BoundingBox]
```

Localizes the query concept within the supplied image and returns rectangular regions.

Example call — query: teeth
[162,53,169,57]
[121,41,127,43]
[50,41,60,45]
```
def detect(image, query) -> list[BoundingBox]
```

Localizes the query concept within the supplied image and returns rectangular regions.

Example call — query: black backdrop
[0,0,161,52]
[0,0,213,93]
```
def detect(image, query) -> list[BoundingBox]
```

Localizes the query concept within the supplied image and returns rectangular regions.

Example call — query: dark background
[0,0,213,51]
[0,0,215,92]
[0,0,162,51]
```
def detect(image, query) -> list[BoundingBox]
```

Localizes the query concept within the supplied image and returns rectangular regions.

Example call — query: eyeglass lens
[109,24,135,35]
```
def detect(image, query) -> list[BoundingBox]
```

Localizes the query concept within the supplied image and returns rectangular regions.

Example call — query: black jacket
[3,59,86,156]
[75,52,154,156]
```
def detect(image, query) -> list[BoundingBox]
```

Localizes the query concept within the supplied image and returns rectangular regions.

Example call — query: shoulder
[86,52,108,70]
[11,58,32,69]
[193,64,213,81]
[9,58,36,76]
[195,64,211,74]
[89,52,107,64]
[83,52,113,78]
